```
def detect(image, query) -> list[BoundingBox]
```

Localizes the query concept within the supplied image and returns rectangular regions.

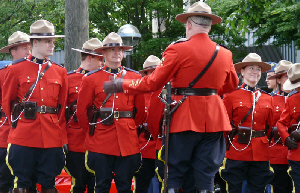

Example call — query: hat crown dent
[242,53,262,63]
[188,2,211,14]
[82,38,103,50]
[288,63,300,81]
[30,19,55,34]
[103,32,123,45]
[274,60,292,73]
[8,31,29,45]
[143,55,161,69]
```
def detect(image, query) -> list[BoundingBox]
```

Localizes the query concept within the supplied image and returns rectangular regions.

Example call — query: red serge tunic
[77,66,145,157]
[121,33,239,134]
[277,91,300,161]
[2,55,68,148]
[269,93,289,164]
[223,85,273,161]
[66,68,88,153]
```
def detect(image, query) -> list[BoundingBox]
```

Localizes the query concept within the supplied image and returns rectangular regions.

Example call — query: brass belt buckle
[40,105,46,114]
[251,130,256,138]
[114,111,119,119]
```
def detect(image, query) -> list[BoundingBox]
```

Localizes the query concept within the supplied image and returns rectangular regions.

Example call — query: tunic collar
[241,83,258,92]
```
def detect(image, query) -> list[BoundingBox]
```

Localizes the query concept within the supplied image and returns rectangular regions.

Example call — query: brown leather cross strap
[37,105,58,114]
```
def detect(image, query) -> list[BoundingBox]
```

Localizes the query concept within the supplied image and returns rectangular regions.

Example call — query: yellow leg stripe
[6,143,18,189]
[219,158,229,193]
[287,165,296,193]
[64,166,75,193]
[133,176,136,193]
[155,167,163,183]
[157,145,165,163]
[84,151,96,193]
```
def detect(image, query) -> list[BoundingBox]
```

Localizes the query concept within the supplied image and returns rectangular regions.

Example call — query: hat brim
[267,72,287,80]
[71,48,103,57]
[283,79,300,91]
[94,45,133,53]
[234,62,271,73]
[29,35,65,38]
[0,41,31,53]
[138,67,156,74]
[175,12,222,25]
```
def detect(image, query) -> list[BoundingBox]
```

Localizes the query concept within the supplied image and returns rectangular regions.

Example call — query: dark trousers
[7,144,65,189]
[0,148,13,192]
[135,158,155,193]
[220,159,273,193]
[270,164,293,193]
[288,160,300,193]
[166,131,225,191]
[65,151,95,193]
[86,151,141,193]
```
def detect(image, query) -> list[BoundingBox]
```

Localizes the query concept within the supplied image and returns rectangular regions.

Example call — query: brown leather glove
[290,130,300,141]
[285,136,298,149]
[103,78,124,93]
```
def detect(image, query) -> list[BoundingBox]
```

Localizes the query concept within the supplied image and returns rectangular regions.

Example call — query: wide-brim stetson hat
[139,55,161,73]
[0,31,30,53]
[283,63,300,90]
[267,60,292,80]
[234,53,271,73]
[72,38,103,57]
[29,19,65,38]
[94,32,132,52]
[175,1,222,25]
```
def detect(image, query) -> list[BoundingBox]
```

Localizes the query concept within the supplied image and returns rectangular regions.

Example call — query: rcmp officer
[266,62,278,96]
[267,60,293,193]
[65,38,104,193]
[220,53,273,193]
[103,1,239,192]
[277,63,300,193]
[0,31,31,193]
[2,20,67,193]
[76,32,145,193]
[135,55,161,193]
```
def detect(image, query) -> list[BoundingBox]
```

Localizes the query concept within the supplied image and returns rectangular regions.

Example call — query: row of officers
[0,1,300,193]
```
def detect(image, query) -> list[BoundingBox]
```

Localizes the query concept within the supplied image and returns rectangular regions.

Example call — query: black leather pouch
[100,107,114,125]
[238,126,251,144]
[24,101,37,120]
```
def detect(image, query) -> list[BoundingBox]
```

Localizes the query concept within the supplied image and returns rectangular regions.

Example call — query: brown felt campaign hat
[283,63,300,90]
[267,60,293,80]
[72,38,103,57]
[0,31,30,53]
[138,55,161,73]
[94,32,132,52]
[234,53,271,73]
[175,1,222,25]
[29,19,65,38]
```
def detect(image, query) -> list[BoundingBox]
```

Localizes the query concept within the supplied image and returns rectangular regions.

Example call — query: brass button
[116,108,119,110]
[116,96,119,99]
[27,80,30,83]
[0,120,2,123]
[41,99,44,102]
[254,122,256,125]
[41,88,44,90]
[76,90,78,93]
[55,81,58,84]
[116,119,118,121]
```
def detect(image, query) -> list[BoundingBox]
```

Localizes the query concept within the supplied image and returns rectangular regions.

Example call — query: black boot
[196,190,214,193]
[168,188,183,193]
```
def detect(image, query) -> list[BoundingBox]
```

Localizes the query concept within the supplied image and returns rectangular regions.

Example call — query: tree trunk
[64,0,89,71]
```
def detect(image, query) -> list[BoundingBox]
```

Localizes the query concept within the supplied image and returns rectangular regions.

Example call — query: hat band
[144,65,158,70]
[30,32,55,36]
[8,40,29,46]
[192,10,210,14]
[103,43,125,47]
[276,70,288,74]
[82,48,98,54]
[291,78,300,84]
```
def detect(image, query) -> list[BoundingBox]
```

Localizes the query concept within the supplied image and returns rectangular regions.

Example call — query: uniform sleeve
[218,60,239,96]
[77,76,94,132]
[134,93,145,127]
[2,66,18,125]
[58,69,68,144]
[277,99,291,143]
[122,46,180,94]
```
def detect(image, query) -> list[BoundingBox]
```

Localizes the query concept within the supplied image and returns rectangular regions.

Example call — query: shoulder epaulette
[85,68,102,76]
[124,67,139,74]
[49,60,64,68]
[67,70,77,75]
[12,58,26,65]
[0,64,10,70]
[259,89,271,95]
[288,90,298,97]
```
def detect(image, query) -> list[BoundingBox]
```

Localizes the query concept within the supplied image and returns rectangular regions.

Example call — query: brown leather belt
[238,129,266,138]
[172,88,218,96]
[99,111,134,119]
[37,105,58,114]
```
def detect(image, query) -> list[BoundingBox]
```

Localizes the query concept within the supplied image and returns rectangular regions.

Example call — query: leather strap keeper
[36,105,58,114]
[113,111,134,119]
[172,88,217,96]
[238,129,266,138]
